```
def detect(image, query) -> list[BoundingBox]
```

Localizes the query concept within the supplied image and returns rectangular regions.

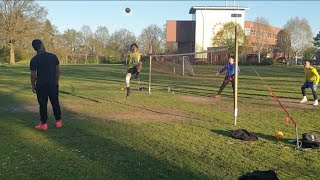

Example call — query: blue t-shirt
[220,63,240,77]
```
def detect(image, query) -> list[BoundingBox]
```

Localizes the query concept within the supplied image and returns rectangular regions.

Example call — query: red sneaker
[35,123,48,131]
[214,94,221,98]
[56,120,63,128]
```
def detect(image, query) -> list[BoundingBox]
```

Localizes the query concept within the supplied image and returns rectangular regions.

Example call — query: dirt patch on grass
[106,107,192,122]
[276,98,318,110]
[179,95,212,105]
[178,95,234,112]
[237,97,317,113]
[62,99,193,122]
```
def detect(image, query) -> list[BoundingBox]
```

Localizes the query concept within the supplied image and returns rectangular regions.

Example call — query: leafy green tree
[0,0,47,64]
[212,22,246,55]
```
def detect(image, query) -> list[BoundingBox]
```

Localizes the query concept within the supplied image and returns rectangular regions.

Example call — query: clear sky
[38,1,320,36]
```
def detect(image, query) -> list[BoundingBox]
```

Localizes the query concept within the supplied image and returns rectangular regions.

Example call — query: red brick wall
[245,21,282,46]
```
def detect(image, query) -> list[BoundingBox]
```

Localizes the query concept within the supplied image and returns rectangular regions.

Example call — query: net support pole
[234,25,239,126]
[182,57,185,76]
[148,46,153,94]
[295,125,300,149]
[173,59,176,74]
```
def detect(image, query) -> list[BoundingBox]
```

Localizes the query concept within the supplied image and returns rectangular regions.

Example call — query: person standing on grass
[300,61,319,106]
[214,56,240,98]
[30,39,62,131]
[125,43,152,97]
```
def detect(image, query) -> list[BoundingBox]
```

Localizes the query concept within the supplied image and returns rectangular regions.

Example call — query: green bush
[261,58,276,65]
[0,48,32,64]
[99,56,123,64]
[0,47,9,64]
[87,56,98,64]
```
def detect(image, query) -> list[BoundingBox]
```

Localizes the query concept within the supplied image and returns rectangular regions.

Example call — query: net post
[148,46,153,94]
[234,25,239,126]
[295,125,300,149]
[182,56,185,76]
[173,59,176,74]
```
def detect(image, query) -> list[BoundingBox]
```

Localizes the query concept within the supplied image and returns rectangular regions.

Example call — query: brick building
[166,6,284,63]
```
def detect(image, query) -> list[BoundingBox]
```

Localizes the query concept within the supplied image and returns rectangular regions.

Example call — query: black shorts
[127,66,138,75]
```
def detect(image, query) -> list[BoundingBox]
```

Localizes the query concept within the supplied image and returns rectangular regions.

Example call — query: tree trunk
[287,48,290,64]
[85,50,88,64]
[10,43,15,65]
[96,54,99,64]
[258,52,261,64]
[295,52,298,65]
[72,52,75,64]
[65,55,68,64]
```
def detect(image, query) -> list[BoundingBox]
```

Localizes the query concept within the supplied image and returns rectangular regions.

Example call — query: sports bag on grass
[231,129,258,141]
[238,170,279,180]
[301,132,320,149]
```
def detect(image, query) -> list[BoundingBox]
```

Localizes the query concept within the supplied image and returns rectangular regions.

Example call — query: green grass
[0,64,320,179]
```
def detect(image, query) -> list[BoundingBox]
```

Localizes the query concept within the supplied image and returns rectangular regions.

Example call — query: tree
[212,22,246,55]
[80,25,93,64]
[109,28,136,62]
[277,29,291,61]
[138,24,164,53]
[0,0,47,64]
[314,31,320,50]
[314,31,320,64]
[93,26,109,63]
[94,26,109,48]
[62,29,82,64]
[40,20,58,52]
[253,17,270,63]
[284,17,313,65]
[303,46,316,61]
[54,33,69,64]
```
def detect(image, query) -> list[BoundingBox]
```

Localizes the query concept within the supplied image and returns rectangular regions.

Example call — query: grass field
[0,64,319,179]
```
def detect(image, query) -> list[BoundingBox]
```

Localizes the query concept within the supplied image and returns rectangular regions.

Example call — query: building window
[231,14,242,17]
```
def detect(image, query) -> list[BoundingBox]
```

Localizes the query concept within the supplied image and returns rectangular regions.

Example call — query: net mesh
[148,48,229,95]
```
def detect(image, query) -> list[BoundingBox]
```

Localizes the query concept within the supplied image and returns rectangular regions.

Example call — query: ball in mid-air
[275,131,284,139]
[125,7,131,13]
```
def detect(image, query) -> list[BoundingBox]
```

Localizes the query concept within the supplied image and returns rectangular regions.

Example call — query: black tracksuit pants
[301,83,318,100]
[218,76,235,95]
[36,84,61,123]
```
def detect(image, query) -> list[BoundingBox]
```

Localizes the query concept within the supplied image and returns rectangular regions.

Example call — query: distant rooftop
[189,6,249,14]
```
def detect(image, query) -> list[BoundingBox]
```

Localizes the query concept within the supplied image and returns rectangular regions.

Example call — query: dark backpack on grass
[238,170,279,180]
[300,133,320,149]
[231,129,258,141]
[302,133,317,141]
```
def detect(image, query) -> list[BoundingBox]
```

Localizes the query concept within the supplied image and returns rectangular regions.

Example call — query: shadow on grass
[0,91,213,179]
[211,129,294,145]
[60,90,101,103]
[255,132,294,145]
[211,129,231,137]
